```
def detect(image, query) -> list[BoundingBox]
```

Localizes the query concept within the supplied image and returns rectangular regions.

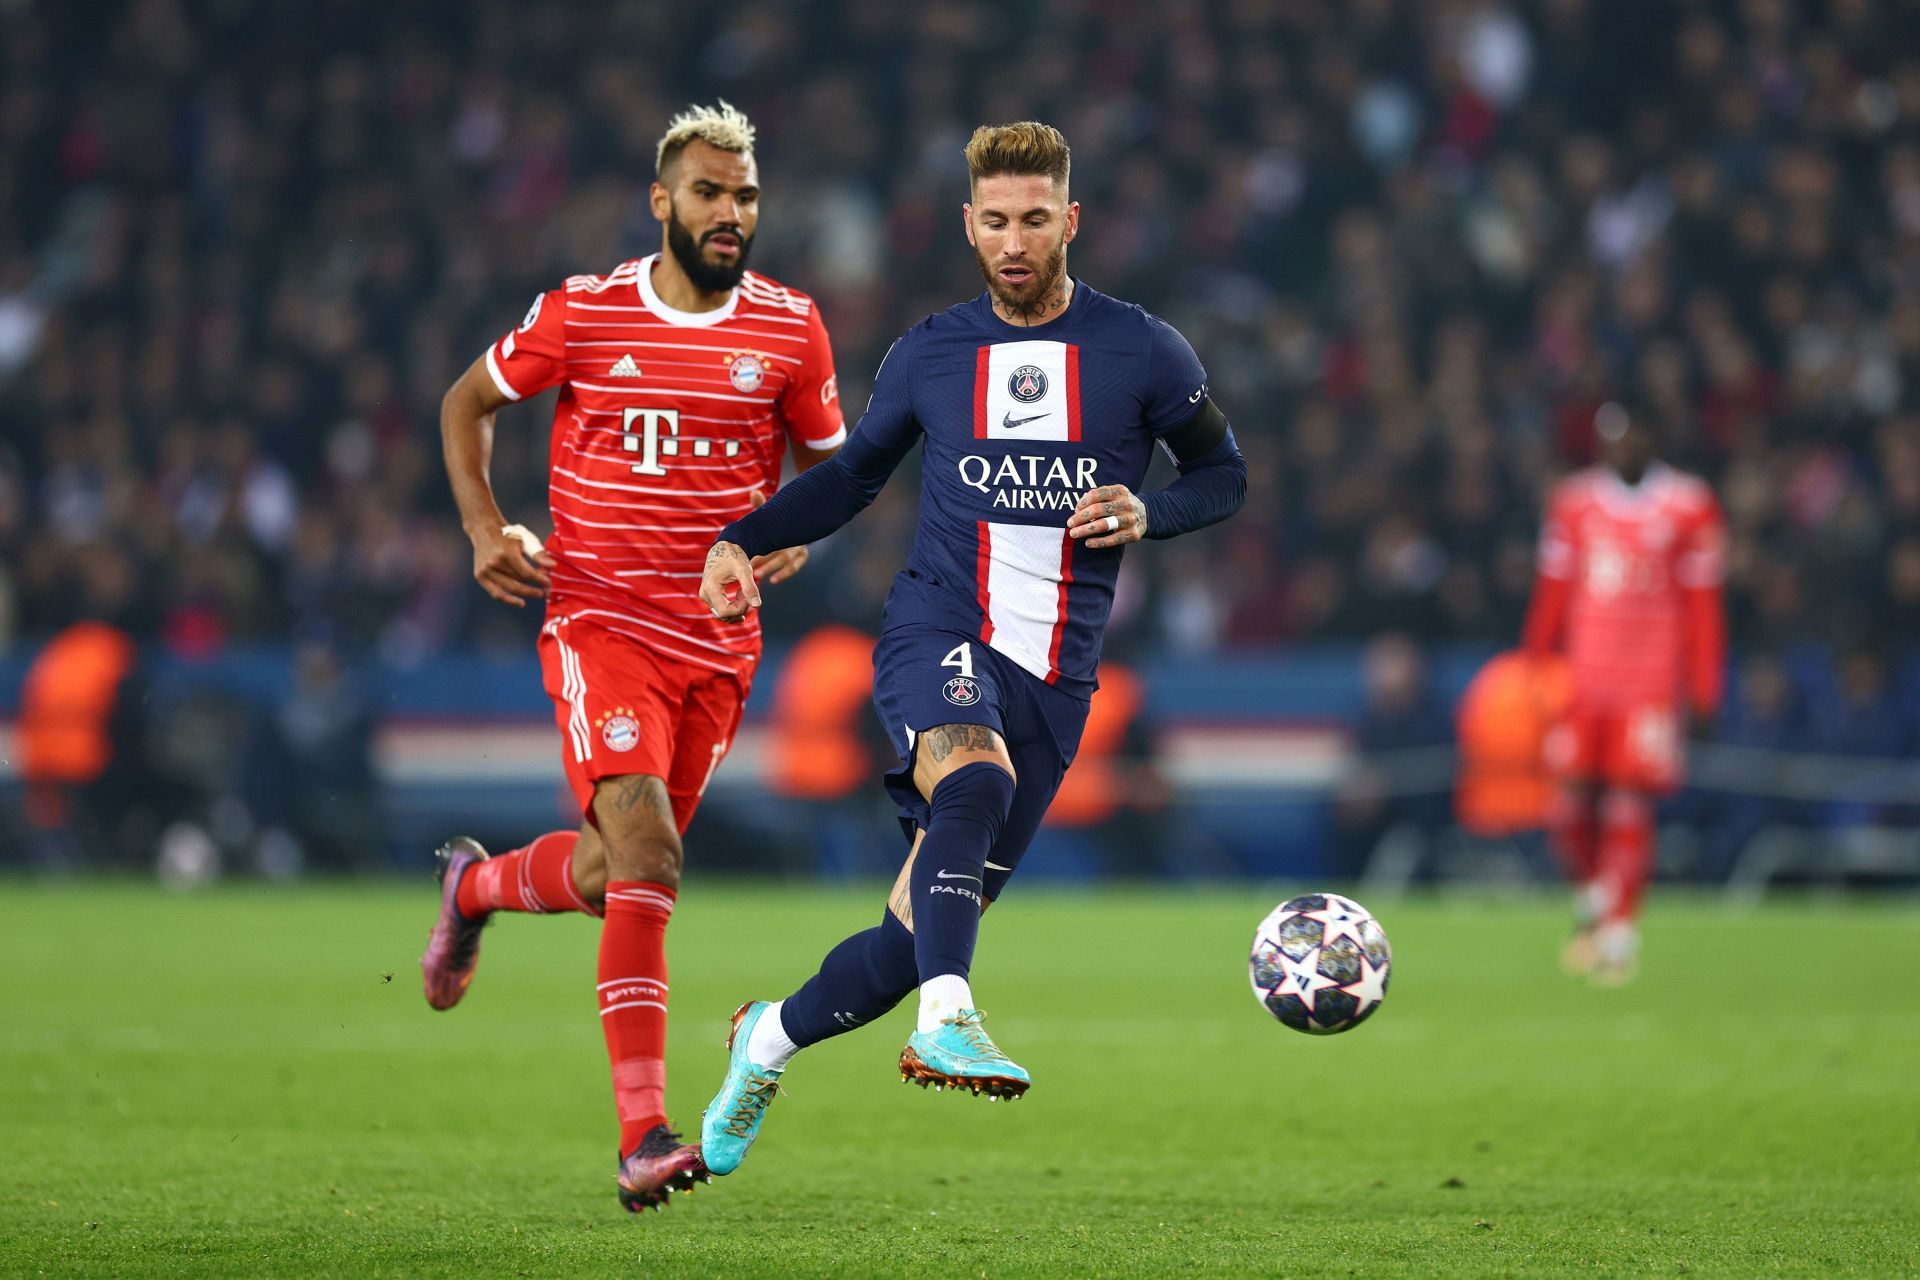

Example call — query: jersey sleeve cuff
[798,424,847,451]
[484,345,524,402]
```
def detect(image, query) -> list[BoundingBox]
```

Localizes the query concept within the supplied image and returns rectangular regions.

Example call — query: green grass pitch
[2,881,1916,1277]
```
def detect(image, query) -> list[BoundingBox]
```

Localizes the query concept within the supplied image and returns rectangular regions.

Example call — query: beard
[976,236,1067,316]
[666,207,754,293]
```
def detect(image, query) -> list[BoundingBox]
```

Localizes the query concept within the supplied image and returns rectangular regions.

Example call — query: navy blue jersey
[842,283,1209,696]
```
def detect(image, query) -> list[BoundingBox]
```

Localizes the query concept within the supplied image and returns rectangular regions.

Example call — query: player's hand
[1068,485,1148,549]
[752,544,810,585]
[742,489,810,585]
[700,540,761,620]
[471,523,554,608]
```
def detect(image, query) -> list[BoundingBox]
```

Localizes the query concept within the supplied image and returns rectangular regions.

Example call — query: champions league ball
[1249,894,1392,1034]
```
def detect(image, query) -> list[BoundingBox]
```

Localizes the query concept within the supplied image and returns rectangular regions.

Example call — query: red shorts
[1544,703,1683,793]
[538,617,750,833]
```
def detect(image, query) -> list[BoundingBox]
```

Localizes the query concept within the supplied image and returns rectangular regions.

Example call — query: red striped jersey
[1524,464,1728,714]
[483,255,845,679]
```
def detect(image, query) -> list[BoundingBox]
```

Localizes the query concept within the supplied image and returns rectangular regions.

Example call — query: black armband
[1142,398,1246,539]
[1159,397,1230,465]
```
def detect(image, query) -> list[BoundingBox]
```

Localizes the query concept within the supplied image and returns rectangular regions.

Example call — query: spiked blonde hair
[655,100,757,176]
[963,121,1071,192]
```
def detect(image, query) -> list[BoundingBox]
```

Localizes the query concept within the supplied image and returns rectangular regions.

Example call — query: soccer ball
[1249,893,1391,1034]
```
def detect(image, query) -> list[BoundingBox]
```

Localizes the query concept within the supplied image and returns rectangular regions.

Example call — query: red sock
[1597,790,1655,924]
[600,881,675,1153]
[457,832,597,917]
[1546,789,1600,886]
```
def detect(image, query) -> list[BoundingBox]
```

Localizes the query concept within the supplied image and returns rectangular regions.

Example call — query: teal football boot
[899,1009,1030,1100]
[700,1001,785,1176]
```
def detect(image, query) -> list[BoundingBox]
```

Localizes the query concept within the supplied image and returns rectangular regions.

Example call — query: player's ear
[962,202,977,247]
[649,181,672,224]
[1063,200,1080,244]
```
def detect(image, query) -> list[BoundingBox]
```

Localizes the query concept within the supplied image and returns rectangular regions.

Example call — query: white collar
[637,253,740,328]
[1593,462,1673,511]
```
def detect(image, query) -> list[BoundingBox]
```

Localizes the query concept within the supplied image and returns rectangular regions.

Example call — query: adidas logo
[607,354,643,377]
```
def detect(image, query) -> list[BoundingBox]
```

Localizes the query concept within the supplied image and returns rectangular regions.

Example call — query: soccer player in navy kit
[695,122,1246,1176]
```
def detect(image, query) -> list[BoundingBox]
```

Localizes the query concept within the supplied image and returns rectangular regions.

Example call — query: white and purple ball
[1249,893,1391,1035]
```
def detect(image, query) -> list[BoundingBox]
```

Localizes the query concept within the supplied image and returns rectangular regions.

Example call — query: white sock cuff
[745,1000,800,1072]
[917,974,974,1034]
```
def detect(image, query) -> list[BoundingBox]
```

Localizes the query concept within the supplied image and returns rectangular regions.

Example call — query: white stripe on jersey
[555,510,730,533]
[983,341,1076,442]
[563,339,804,362]
[563,609,749,669]
[982,521,1071,682]
[548,482,743,517]
[550,465,764,500]
[548,626,592,763]
[568,381,776,403]
[485,346,523,402]
[575,406,776,428]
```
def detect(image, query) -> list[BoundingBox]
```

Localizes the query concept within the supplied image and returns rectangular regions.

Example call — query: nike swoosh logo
[934,870,982,882]
[1001,411,1048,429]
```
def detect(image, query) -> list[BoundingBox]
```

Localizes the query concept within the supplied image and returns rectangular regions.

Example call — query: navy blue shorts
[870,625,1091,901]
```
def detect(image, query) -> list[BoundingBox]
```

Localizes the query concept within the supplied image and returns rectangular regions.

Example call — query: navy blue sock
[910,762,1015,983]
[778,912,918,1048]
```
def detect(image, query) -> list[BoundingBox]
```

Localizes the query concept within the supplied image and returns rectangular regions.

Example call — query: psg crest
[727,352,767,393]
[942,676,981,706]
[1008,365,1048,403]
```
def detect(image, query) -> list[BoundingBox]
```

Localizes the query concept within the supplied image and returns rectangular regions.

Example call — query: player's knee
[592,775,684,886]
[929,761,1017,846]
[605,827,683,887]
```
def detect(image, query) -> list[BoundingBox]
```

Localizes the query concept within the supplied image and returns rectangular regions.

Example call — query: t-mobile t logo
[623,406,740,475]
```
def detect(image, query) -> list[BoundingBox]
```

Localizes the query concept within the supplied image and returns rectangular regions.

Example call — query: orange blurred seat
[1454,649,1571,837]
[18,621,137,827]
[766,625,876,801]
[1045,663,1143,829]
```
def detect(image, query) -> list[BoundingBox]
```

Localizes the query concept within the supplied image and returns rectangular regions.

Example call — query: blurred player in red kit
[1523,402,1726,985]
[420,102,845,1210]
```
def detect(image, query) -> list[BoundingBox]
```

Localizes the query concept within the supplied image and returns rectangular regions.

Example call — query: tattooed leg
[911,722,1017,802]
[591,773,684,888]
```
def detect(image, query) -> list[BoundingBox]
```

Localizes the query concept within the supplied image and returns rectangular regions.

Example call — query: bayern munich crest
[598,711,640,753]
[1007,365,1048,402]
[942,676,981,706]
[727,352,768,393]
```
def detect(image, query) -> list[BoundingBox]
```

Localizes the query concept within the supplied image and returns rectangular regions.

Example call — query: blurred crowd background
[2,0,1918,881]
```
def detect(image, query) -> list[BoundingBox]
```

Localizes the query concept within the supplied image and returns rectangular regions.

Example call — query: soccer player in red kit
[421,102,846,1210]
[1523,402,1726,985]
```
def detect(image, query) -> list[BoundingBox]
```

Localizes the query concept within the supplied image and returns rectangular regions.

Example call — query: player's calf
[592,774,686,1160]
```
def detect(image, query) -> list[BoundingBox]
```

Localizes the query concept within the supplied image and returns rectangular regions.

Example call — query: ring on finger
[1102,514,1121,534]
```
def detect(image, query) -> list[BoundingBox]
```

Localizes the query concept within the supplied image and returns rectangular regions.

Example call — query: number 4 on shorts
[941,643,975,679]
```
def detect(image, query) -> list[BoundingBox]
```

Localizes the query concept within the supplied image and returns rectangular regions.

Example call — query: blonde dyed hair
[655,100,756,176]
[964,121,1071,192]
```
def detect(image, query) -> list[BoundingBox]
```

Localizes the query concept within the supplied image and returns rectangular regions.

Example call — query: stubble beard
[978,237,1068,322]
